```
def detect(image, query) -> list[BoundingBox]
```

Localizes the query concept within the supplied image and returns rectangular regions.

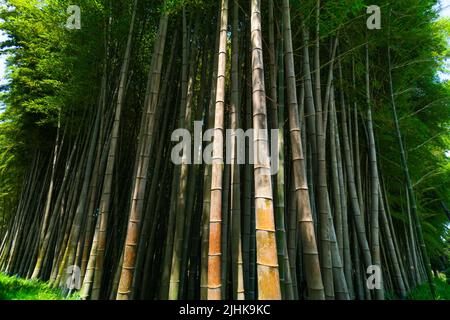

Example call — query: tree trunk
[251,0,281,300]
[282,0,324,300]
[207,0,228,300]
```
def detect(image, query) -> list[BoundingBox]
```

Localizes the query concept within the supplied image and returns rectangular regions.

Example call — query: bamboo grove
[0,0,449,300]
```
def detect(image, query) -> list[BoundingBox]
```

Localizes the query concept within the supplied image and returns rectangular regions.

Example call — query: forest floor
[0,272,448,300]
[0,273,78,300]
[407,274,450,300]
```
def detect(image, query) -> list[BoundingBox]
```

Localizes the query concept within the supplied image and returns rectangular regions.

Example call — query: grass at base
[0,273,79,300]
[1,271,448,300]
[408,273,450,300]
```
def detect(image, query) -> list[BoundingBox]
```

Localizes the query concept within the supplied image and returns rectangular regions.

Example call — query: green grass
[408,273,450,300]
[0,273,79,300]
[1,271,447,300]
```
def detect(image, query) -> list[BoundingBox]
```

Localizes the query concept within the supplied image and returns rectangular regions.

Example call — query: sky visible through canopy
[0,31,6,88]
[437,0,450,81]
